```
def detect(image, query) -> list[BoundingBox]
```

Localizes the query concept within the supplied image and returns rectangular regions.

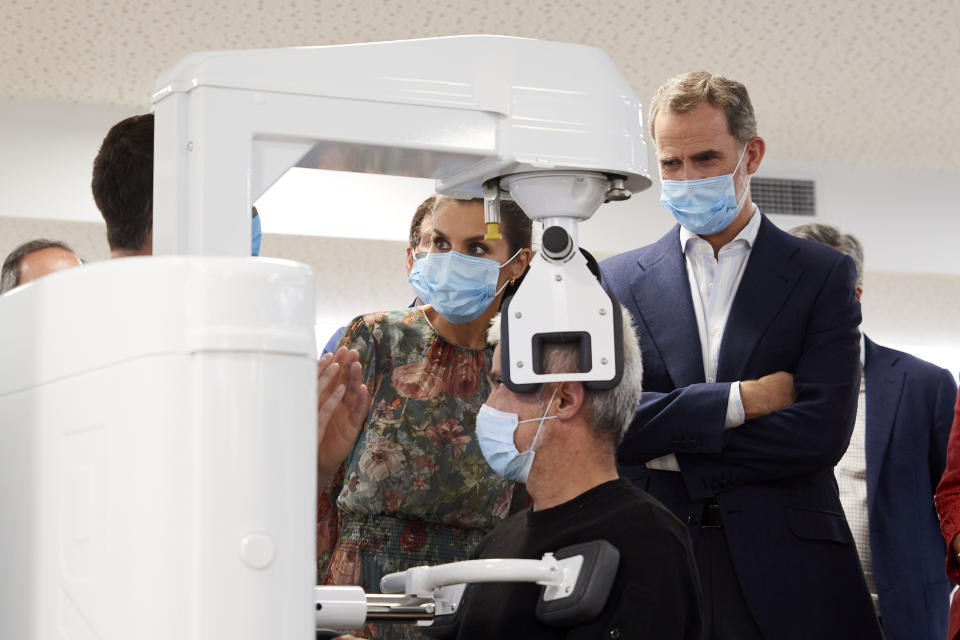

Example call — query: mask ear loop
[518,384,561,453]
[494,247,524,297]
[733,143,752,212]
[500,247,523,268]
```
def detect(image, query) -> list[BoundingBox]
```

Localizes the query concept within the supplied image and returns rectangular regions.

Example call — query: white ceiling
[2,0,958,171]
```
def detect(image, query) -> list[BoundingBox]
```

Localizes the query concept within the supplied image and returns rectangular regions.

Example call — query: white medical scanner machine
[0,35,649,637]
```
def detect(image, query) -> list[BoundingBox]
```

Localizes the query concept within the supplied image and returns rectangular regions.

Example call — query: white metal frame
[151,36,649,256]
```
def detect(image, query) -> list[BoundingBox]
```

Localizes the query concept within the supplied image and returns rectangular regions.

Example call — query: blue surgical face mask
[408,251,432,305]
[476,386,559,484]
[660,145,750,235]
[408,249,520,324]
[251,215,262,257]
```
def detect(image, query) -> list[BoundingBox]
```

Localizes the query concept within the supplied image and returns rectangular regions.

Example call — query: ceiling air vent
[751,177,815,216]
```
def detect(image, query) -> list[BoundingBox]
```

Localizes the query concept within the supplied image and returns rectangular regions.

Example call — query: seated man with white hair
[434,307,702,639]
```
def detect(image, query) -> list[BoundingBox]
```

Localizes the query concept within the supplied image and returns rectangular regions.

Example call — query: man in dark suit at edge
[599,71,881,639]
[790,223,956,639]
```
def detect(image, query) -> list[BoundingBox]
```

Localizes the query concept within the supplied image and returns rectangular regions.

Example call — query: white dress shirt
[836,337,879,611]
[646,207,760,472]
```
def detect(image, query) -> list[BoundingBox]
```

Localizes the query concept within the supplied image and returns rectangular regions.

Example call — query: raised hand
[317,347,369,485]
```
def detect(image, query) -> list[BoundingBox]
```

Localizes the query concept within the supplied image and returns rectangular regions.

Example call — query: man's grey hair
[650,71,758,146]
[488,306,642,447]
[1,239,79,294]
[788,224,864,286]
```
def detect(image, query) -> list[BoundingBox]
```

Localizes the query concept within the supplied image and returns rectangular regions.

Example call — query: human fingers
[343,360,368,410]
[351,383,370,427]
[317,383,347,435]
[332,346,358,366]
[317,361,341,403]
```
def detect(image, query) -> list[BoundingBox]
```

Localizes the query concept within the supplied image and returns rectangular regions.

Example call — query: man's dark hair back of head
[91,113,154,253]
[1,239,77,293]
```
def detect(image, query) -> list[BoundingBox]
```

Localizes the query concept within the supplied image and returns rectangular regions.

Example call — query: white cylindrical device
[314,586,369,630]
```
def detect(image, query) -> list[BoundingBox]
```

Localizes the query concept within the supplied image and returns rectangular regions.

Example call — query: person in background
[935,386,960,640]
[91,113,263,259]
[90,114,366,535]
[321,195,435,356]
[790,223,955,639]
[317,195,532,640]
[91,113,155,257]
[434,307,701,639]
[599,71,880,638]
[0,239,83,293]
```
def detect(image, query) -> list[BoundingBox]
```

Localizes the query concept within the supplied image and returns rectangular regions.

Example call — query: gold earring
[510,278,516,285]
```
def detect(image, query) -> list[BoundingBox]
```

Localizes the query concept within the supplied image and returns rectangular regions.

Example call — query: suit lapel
[628,227,705,387]
[864,337,904,510]
[717,216,802,382]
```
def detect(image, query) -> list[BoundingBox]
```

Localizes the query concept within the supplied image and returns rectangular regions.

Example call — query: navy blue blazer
[600,215,881,639]
[864,336,956,640]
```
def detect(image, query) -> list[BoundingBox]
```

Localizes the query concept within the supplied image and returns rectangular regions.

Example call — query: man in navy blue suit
[790,223,957,640]
[600,71,882,639]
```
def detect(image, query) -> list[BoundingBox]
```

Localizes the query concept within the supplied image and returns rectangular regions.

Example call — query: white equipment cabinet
[0,258,318,639]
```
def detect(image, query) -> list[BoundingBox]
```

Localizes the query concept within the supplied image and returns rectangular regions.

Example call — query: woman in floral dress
[318,195,533,639]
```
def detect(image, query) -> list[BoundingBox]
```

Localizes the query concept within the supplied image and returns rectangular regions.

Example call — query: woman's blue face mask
[659,145,750,236]
[408,249,520,324]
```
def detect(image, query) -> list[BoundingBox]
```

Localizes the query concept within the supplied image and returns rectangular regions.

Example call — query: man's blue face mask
[251,214,262,257]
[475,385,559,484]
[659,145,750,236]
[407,249,520,324]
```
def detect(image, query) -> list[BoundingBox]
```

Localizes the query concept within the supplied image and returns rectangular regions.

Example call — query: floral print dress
[318,308,513,639]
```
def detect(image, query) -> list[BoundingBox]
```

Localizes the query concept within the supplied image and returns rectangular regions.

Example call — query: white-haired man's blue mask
[476,386,559,484]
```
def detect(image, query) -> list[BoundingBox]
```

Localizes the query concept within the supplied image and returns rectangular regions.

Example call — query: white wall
[248,154,960,279]
[3,217,958,383]
[2,98,958,378]
[0,99,140,223]
[3,99,959,276]
[758,156,960,277]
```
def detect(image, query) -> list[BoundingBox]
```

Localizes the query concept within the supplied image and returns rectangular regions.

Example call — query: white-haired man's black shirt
[434,478,701,639]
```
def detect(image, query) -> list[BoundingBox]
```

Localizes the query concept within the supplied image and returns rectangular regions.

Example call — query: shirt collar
[680,204,761,254]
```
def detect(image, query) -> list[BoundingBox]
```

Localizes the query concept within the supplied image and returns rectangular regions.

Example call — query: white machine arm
[315,540,619,633]
[313,556,566,632]
[314,555,568,630]
[381,554,568,595]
